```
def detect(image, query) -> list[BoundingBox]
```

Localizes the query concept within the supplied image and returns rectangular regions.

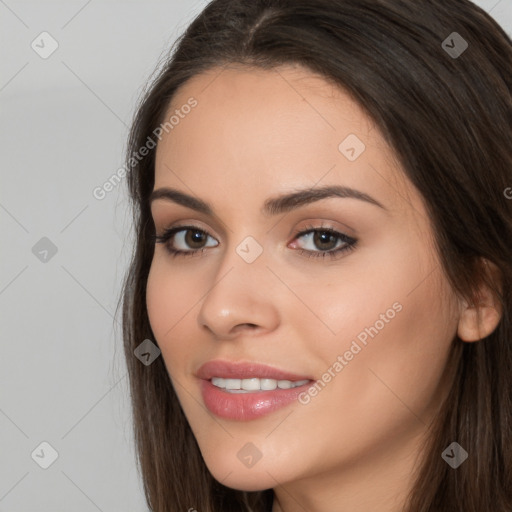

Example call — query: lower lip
[200,379,313,421]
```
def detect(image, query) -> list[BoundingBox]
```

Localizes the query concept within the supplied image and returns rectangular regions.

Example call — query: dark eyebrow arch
[149,185,386,216]
[263,185,386,215]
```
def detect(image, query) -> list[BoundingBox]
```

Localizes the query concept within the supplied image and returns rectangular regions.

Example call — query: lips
[196,359,315,421]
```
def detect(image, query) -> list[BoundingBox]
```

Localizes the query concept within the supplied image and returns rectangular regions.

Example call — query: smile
[211,377,310,392]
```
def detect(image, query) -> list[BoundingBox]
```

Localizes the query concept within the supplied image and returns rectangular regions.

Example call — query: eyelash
[152,224,357,260]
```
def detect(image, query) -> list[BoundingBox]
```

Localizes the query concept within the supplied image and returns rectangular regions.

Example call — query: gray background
[0,1,510,510]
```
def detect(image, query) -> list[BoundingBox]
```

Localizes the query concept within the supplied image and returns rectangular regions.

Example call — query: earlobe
[457,301,502,342]
[457,259,503,342]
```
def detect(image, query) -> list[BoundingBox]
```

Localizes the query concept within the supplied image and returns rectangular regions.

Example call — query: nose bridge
[196,235,279,338]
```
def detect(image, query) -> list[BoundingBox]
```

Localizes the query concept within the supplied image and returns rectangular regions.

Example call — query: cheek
[307,226,456,359]
[146,255,202,327]
[145,258,198,372]
[146,260,171,338]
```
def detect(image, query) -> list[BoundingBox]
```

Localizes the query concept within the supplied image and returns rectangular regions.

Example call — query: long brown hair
[120,1,512,510]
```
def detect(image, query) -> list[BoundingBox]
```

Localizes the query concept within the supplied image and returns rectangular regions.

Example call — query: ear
[457,259,503,342]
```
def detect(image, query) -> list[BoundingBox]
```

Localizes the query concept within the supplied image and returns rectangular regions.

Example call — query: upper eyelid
[150,199,360,236]
[153,212,355,233]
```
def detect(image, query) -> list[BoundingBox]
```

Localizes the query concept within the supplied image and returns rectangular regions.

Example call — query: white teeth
[211,377,225,388]
[260,378,277,390]
[225,378,241,390]
[211,377,310,392]
[241,378,260,391]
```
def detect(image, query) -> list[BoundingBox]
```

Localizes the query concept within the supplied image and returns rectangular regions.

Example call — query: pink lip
[196,360,314,421]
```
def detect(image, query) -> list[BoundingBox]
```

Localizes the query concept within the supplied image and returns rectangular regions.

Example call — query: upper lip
[196,360,313,381]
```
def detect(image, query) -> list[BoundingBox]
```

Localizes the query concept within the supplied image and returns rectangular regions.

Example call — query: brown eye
[312,230,339,251]
[291,226,357,260]
[153,225,219,256]
[185,229,209,249]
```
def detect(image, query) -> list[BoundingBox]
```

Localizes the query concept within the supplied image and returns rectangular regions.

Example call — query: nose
[196,246,280,340]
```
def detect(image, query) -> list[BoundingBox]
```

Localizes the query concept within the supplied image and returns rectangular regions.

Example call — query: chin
[202,454,280,491]
[214,472,275,492]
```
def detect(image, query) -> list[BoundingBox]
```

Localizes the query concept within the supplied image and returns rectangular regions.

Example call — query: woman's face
[147,64,460,501]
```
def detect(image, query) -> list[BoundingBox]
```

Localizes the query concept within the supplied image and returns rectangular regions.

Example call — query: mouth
[196,359,315,421]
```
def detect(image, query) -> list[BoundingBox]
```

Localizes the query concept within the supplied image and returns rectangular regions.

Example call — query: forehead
[153,64,414,217]
[156,64,373,162]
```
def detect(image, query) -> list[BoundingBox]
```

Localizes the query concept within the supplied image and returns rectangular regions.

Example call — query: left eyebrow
[149,184,387,216]
[262,185,387,215]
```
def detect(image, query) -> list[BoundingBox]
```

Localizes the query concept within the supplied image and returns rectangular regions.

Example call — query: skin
[146,64,501,512]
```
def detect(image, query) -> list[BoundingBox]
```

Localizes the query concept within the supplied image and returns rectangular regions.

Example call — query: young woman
[120,1,512,510]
